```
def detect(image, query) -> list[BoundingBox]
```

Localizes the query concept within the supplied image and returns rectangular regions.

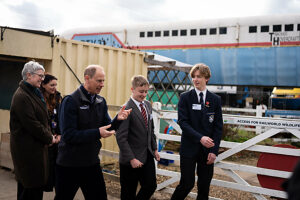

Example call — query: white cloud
[264,0,300,15]
[0,0,299,34]
[158,0,270,21]
[0,1,21,27]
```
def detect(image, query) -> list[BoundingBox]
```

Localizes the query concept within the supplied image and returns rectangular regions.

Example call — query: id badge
[192,104,202,110]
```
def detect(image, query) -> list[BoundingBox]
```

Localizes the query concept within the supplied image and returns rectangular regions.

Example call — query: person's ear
[84,75,90,82]
[26,72,32,79]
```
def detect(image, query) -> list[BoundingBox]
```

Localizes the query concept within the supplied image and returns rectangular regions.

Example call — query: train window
[200,29,207,35]
[285,24,294,31]
[261,25,269,32]
[155,31,161,37]
[249,26,257,33]
[172,30,178,36]
[163,30,169,36]
[180,29,187,36]
[209,28,217,35]
[140,32,145,38]
[273,25,282,32]
[190,29,197,35]
[147,31,153,37]
[298,24,300,31]
[219,27,227,34]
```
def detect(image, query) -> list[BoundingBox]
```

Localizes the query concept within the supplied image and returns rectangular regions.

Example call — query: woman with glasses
[40,74,62,193]
[10,61,57,200]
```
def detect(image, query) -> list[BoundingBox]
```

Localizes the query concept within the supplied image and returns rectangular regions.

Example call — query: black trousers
[17,182,43,200]
[44,144,58,192]
[119,152,157,200]
[54,164,107,200]
[171,153,214,200]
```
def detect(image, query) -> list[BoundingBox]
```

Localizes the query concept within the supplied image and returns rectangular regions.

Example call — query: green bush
[223,125,256,143]
[223,125,276,146]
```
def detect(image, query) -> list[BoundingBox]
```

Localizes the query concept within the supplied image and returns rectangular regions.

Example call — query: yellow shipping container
[0,27,148,164]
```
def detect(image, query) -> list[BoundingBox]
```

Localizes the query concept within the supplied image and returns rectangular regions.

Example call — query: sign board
[223,115,300,129]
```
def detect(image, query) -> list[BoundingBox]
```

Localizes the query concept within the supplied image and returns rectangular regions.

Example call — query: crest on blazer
[209,115,214,123]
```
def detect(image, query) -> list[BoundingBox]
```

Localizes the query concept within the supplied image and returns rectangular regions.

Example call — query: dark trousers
[171,154,214,200]
[120,152,157,200]
[44,144,58,192]
[17,182,43,200]
[54,164,107,200]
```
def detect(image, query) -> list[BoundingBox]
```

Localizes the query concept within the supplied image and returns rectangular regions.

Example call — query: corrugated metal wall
[48,38,147,158]
[1,29,148,160]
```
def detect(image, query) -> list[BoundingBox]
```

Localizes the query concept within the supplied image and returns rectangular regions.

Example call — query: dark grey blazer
[116,98,157,165]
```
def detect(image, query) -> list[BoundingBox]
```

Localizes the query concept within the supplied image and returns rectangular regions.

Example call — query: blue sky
[0,0,299,34]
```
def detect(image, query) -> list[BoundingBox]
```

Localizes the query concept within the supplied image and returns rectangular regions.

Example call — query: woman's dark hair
[41,73,60,112]
[42,74,57,85]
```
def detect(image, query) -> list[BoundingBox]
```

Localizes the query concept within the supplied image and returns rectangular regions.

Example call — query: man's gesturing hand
[117,105,132,121]
[99,124,115,138]
[200,136,215,148]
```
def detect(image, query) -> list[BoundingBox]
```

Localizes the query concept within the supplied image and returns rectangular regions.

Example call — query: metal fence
[152,102,300,200]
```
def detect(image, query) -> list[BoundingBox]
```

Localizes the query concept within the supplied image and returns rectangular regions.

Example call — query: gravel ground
[104,152,281,200]
[0,153,281,200]
[104,171,275,200]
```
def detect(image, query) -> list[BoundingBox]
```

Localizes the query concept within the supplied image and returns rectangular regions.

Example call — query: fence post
[152,102,162,126]
[256,105,263,134]
[152,102,162,171]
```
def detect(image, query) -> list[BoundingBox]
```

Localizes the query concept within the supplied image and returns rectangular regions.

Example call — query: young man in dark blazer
[116,75,160,200]
[171,63,223,200]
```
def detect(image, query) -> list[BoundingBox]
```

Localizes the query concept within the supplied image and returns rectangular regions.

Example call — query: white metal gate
[152,102,300,200]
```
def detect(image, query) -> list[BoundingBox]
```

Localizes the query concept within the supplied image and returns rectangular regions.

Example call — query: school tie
[139,103,148,128]
[199,92,204,107]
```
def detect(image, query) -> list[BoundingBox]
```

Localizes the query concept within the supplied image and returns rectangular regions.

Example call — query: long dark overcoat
[10,81,52,188]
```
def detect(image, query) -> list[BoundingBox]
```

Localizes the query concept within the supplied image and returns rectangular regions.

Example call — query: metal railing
[151,102,300,200]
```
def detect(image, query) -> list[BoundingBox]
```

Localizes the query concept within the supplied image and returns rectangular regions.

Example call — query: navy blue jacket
[178,89,223,158]
[57,85,120,167]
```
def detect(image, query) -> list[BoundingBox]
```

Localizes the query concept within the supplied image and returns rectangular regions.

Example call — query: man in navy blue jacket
[171,63,223,200]
[55,65,131,200]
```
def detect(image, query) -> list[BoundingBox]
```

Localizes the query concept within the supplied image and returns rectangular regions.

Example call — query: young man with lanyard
[171,63,223,200]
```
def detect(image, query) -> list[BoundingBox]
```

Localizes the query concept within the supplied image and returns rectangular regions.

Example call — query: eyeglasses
[32,72,45,79]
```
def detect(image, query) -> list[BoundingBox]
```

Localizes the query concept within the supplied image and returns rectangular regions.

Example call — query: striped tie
[139,103,148,128]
